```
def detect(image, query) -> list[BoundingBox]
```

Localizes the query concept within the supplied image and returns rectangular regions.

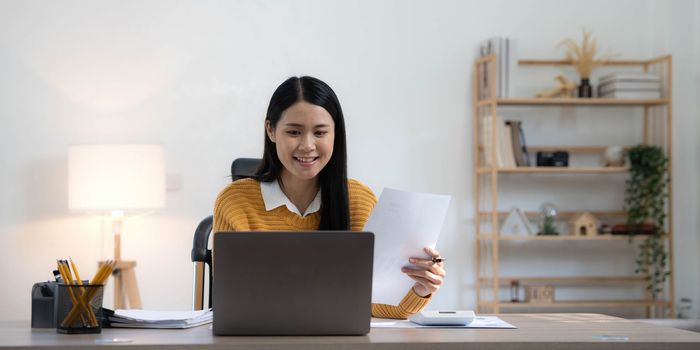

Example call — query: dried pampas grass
[558,29,616,79]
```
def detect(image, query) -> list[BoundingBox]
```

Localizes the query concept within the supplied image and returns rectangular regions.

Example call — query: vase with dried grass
[558,29,615,98]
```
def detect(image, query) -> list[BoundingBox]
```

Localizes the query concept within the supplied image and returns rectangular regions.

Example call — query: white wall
[0,0,697,320]
[688,1,700,315]
[653,0,700,319]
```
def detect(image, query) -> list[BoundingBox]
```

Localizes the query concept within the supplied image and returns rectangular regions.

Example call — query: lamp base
[99,260,142,309]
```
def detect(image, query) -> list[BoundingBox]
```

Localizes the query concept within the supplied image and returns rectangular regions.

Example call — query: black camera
[536,151,569,167]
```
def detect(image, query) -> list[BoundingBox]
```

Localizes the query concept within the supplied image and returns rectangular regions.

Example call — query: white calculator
[408,310,475,326]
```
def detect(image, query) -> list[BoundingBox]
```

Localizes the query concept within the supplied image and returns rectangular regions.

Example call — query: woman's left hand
[401,247,446,297]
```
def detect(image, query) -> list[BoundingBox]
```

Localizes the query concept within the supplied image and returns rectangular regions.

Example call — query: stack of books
[478,37,518,99]
[598,73,661,99]
[479,116,529,168]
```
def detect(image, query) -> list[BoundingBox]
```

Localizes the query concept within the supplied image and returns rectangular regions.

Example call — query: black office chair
[192,158,261,310]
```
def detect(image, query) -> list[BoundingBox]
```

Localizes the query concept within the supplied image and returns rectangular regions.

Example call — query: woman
[213,76,445,319]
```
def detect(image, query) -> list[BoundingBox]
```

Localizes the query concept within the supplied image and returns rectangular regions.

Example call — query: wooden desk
[2,314,699,350]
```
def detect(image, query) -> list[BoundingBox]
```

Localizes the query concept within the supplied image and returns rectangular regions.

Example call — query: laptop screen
[212,231,374,335]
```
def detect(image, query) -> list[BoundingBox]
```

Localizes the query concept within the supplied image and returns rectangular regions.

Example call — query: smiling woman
[256,77,349,230]
[212,76,446,319]
[265,101,336,217]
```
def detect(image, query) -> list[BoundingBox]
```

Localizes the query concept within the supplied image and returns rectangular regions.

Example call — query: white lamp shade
[68,144,166,212]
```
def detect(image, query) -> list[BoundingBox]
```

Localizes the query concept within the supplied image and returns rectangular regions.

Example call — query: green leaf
[625,144,669,297]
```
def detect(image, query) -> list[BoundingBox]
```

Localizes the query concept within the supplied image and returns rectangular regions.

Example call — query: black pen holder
[55,284,104,334]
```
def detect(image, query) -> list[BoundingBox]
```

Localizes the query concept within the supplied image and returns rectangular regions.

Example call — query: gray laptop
[212,231,374,335]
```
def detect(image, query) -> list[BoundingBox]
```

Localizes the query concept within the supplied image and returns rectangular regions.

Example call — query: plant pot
[578,78,593,98]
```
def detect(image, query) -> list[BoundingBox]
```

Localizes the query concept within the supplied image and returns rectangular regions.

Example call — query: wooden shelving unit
[472,55,674,317]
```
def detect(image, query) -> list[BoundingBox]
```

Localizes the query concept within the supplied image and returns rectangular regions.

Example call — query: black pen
[53,269,63,283]
[432,258,446,264]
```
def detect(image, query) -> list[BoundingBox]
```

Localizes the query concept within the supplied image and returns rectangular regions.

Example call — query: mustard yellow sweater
[213,177,431,319]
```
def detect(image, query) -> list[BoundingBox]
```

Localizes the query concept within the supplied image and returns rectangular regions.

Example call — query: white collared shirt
[260,179,321,217]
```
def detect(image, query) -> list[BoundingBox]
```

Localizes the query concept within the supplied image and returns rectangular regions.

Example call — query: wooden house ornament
[501,207,534,236]
[569,212,599,236]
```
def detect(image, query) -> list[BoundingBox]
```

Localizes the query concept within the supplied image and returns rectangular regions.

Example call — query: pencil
[63,260,115,326]
[57,260,88,327]
[61,260,92,325]
[63,261,107,326]
[69,258,98,326]
[69,258,83,285]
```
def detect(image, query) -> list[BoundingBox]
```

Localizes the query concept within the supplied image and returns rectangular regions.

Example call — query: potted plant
[624,144,669,300]
[558,29,614,98]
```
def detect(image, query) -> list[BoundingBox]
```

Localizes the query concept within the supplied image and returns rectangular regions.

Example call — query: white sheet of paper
[370,316,517,329]
[364,188,451,305]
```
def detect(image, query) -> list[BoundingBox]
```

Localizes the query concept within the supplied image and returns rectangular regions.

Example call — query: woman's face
[266,101,335,184]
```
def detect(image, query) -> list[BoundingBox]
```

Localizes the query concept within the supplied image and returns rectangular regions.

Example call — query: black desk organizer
[31,281,59,328]
[31,281,110,329]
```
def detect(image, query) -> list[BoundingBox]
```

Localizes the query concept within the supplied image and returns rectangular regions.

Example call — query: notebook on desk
[212,231,374,335]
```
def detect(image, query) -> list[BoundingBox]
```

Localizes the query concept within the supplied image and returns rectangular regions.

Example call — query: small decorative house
[569,212,599,236]
[501,207,534,236]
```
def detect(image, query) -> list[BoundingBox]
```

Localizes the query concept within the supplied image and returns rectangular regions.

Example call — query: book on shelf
[479,114,497,166]
[502,123,517,168]
[507,120,530,166]
[597,72,662,99]
[478,37,518,99]
[598,80,661,91]
[599,72,661,83]
[505,38,518,98]
[598,90,661,99]
[480,115,520,168]
[599,86,661,96]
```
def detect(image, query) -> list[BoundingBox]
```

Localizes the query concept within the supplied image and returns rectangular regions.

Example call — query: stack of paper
[109,309,213,329]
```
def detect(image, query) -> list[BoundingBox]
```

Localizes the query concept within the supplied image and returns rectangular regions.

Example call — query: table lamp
[68,144,165,309]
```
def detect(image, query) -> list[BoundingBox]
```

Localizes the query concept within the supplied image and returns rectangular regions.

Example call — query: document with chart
[364,188,451,305]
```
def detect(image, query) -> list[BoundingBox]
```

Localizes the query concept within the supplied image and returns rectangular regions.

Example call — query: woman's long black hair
[256,76,350,230]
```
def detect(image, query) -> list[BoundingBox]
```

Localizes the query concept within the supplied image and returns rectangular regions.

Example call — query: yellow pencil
[57,261,88,327]
[96,260,115,284]
[69,258,98,326]
[69,258,83,285]
[63,259,97,327]
[63,261,106,327]
[91,260,112,284]
[93,261,108,284]
[63,260,115,326]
